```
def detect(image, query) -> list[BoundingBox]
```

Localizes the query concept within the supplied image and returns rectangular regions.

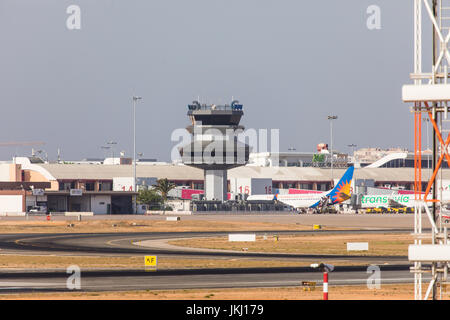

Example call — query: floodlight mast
[132,96,142,214]
[327,115,338,187]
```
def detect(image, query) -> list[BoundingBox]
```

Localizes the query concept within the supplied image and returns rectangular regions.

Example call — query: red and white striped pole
[323,272,328,300]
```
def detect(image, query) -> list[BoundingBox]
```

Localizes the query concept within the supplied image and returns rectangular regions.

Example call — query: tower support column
[204,169,227,202]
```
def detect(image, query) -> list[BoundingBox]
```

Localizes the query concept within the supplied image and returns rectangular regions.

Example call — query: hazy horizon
[0,1,433,162]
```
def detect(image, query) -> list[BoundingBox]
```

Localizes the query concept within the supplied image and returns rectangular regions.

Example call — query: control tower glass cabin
[179,100,250,202]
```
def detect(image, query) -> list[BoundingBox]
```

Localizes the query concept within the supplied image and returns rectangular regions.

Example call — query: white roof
[37,164,203,180]
[32,164,449,182]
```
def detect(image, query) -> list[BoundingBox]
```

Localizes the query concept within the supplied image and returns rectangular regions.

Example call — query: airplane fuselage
[275,193,326,208]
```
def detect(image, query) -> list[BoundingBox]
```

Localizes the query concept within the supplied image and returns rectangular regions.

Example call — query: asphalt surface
[0,267,427,293]
[0,228,417,293]
[0,230,411,260]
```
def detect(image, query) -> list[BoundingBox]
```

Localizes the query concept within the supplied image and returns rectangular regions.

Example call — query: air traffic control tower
[179,100,250,202]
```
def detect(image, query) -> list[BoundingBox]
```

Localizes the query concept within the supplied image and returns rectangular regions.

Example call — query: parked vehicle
[366,207,387,214]
[28,206,47,214]
[405,207,414,213]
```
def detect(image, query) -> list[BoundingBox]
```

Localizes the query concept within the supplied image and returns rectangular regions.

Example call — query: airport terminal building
[0,156,447,214]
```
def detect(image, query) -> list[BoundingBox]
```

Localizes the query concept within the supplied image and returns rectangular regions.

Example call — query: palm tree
[137,188,163,210]
[153,178,176,212]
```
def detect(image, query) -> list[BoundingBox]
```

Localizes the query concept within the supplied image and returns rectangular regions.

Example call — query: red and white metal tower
[403,0,450,300]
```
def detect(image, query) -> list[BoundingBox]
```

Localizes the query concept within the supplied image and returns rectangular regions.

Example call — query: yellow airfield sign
[144,256,157,267]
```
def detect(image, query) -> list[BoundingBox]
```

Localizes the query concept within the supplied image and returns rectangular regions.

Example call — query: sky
[0,1,434,162]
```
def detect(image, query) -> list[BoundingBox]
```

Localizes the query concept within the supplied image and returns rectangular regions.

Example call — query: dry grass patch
[0,284,442,300]
[0,255,142,269]
[0,254,369,269]
[0,220,318,234]
[169,233,421,256]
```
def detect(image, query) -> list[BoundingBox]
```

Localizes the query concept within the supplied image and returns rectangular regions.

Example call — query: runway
[0,266,422,293]
[0,227,416,293]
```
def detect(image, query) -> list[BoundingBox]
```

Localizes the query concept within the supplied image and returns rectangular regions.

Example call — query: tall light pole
[328,115,338,187]
[132,96,142,214]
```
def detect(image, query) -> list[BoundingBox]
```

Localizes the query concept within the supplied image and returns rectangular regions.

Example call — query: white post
[323,271,328,300]
[413,0,422,300]
[414,201,423,300]
[414,0,422,86]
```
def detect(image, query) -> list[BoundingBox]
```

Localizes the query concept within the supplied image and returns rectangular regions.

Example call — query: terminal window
[85,182,95,191]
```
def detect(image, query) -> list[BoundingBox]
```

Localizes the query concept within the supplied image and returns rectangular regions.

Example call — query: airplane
[247,166,354,211]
